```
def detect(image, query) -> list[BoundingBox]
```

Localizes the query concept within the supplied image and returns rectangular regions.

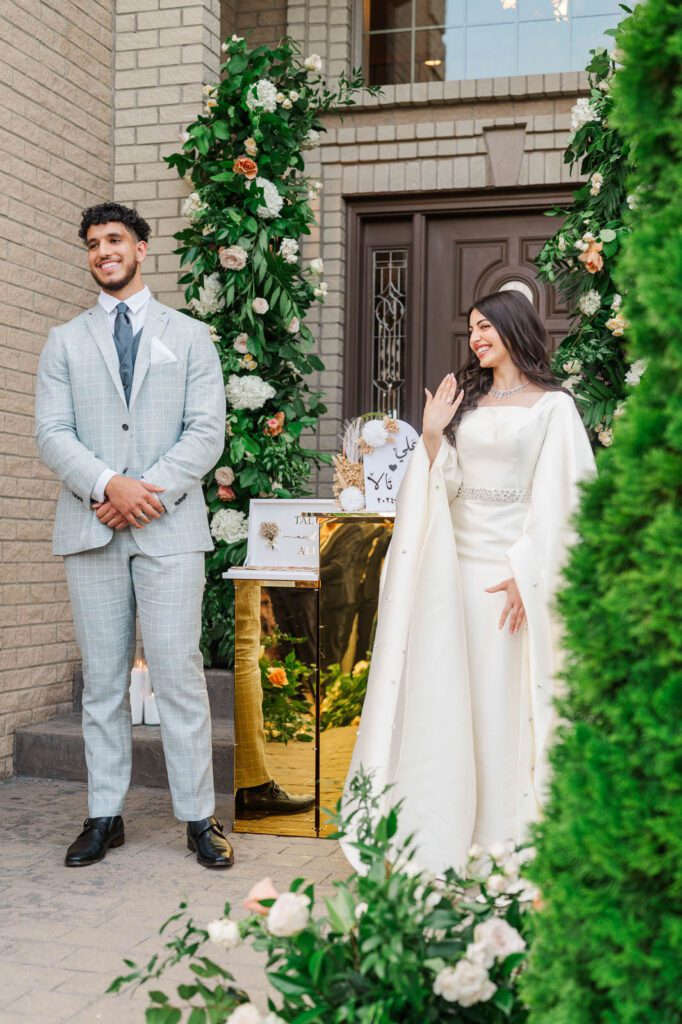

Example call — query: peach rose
[215,466,235,486]
[267,666,288,688]
[244,877,280,916]
[578,241,604,274]
[263,412,285,437]
[233,155,258,179]
[218,485,236,501]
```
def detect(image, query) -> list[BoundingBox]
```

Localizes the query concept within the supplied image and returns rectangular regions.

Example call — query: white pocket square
[150,336,178,365]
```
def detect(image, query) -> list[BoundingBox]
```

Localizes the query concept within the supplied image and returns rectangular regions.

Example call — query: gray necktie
[113,302,135,404]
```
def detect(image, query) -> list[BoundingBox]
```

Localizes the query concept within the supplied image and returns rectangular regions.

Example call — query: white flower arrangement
[252,297,269,315]
[360,419,389,448]
[189,273,225,317]
[267,892,311,937]
[250,176,284,219]
[245,78,278,114]
[181,191,207,222]
[225,373,275,410]
[578,289,601,317]
[210,508,248,545]
[625,358,647,386]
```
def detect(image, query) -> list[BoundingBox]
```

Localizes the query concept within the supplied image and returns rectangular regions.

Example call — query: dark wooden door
[345,192,572,429]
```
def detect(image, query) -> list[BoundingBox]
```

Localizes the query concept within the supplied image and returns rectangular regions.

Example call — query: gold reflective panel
[232,515,393,837]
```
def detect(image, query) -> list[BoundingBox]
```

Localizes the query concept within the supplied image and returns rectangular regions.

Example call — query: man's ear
[136,240,148,265]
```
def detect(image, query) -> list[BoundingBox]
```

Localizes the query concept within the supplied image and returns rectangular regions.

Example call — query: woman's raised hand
[423,373,464,438]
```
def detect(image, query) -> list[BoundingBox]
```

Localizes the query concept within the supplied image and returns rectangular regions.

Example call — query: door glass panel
[372,249,409,418]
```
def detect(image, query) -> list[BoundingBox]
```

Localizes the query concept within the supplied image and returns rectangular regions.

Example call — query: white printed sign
[363,420,419,512]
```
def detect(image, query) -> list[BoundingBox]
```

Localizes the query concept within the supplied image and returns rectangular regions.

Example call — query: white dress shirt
[91,285,152,502]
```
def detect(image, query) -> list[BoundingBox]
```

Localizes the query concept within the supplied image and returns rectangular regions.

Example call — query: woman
[342,290,596,875]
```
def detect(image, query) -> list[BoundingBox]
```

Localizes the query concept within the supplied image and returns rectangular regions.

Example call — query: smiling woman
[342,288,596,875]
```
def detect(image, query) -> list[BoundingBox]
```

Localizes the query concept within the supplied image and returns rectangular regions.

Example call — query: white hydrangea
[207,918,240,950]
[246,79,278,113]
[361,419,389,448]
[625,358,647,386]
[279,237,299,263]
[578,289,601,317]
[251,176,284,219]
[210,508,248,545]
[225,373,275,410]
[302,128,321,150]
[181,191,207,222]
[189,273,225,318]
[267,892,311,937]
[570,97,599,135]
[339,486,365,512]
[433,961,496,1007]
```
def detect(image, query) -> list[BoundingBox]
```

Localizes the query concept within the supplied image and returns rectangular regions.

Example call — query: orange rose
[263,411,285,437]
[217,485,236,501]
[578,241,604,274]
[267,666,288,688]
[233,155,258,179]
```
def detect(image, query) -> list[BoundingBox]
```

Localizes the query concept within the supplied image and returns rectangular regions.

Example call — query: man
[35,203,233,869]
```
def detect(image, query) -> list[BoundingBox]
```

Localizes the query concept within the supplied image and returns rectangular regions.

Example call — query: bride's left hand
[485,577,526,633]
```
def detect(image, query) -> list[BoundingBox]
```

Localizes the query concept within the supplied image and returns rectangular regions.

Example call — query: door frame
[343,185,575,419]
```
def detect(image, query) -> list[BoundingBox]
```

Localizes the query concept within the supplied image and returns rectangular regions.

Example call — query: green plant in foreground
[110,771,538,1023]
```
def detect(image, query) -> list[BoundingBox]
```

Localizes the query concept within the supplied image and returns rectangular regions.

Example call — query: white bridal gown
[341,390,596,875]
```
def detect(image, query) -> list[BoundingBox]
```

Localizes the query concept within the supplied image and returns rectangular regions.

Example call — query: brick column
[113,0,222,308]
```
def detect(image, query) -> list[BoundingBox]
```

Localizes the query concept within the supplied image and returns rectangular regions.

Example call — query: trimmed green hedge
[522,2,682,1022]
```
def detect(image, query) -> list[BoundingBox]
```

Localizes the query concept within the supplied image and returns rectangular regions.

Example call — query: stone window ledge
[346,72,590,111]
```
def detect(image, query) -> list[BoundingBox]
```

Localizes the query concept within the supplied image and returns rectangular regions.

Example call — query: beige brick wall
[114,0,222,307]
[0,0,115,778]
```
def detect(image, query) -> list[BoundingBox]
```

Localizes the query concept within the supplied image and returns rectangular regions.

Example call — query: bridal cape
[341,392,596,875]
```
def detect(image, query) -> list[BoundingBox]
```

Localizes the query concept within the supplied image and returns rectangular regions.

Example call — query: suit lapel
[129,300,169,410]
[84,305,128,408]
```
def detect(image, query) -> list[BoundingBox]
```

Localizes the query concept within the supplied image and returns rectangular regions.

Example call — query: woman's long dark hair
[445,289,564,444]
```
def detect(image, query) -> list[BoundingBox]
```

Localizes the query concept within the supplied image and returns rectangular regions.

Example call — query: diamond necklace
[488,381,530,401]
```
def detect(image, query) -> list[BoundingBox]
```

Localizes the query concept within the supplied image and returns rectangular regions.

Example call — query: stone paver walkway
[0,777,349,1023]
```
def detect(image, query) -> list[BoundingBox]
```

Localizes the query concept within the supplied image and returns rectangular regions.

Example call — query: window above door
[362,0,635,87]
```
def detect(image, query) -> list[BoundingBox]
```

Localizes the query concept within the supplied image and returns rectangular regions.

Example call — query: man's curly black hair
[78,203,151,244]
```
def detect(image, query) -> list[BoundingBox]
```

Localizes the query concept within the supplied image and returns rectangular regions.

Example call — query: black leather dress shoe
[187,816,234,868]
[235,780,315,818]
[65,816,125,867]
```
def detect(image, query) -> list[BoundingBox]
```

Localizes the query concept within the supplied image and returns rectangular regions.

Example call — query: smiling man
[35,203,233,869]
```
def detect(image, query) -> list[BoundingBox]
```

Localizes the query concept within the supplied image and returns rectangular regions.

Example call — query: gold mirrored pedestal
[228,514,393,837]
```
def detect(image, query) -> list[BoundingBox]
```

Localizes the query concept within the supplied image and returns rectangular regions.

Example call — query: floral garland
[165,36,378,664]
[534,45,645,446]
[332,414,400,512]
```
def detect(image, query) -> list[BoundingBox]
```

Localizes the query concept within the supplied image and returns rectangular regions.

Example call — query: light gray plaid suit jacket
[35,298,226,557]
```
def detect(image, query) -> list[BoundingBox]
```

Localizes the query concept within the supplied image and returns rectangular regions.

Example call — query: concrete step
[72,666,234,723]
[14,712,235,797]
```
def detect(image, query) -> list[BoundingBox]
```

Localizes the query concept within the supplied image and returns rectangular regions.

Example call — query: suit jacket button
[122,423,129,431]
[122,468,128,474]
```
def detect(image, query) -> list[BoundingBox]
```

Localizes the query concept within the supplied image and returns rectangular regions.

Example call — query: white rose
[611,293,622,310]
[304,53,323,72]
[518,846,536,865]
[354,901,368,920]
[433,961,496,1007]
[267,892,311,937]
[488,842,509,863]
[282,98,292,110]
[210,508,249,545]
[289,90,299,101]
[474,916,526,960]
[466,941,495,970]
[309,257,324,275]
[215,466,235,486]
[302,128,321,149]
[557,234,567,252]
[570,96,598,135]
[563,359,582,375]
[486,873,509,896]
[627,193,639,210]
[563,374,581,395]
[233,333,249,354]
[227,1005,262,1024]
[207,918,240,950]
[180,191,207,222]
[625,358,647,386]
[287,317,300,334]
[188,273,225,318]
[468,852,493,880]
[590,172,604,196]
[244,136,258,157]
[313,281,328,298]
[219,245,248,271]
[275,92,285,103]
[225,373,275,411]
[252,297,269,315]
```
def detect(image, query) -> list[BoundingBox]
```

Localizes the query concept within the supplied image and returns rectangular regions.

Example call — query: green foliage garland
[535,16,644,445]
[165,36,378,666]
[522,2,682,1020]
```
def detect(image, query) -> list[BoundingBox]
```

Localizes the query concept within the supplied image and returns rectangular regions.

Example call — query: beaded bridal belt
[456,484,532,504]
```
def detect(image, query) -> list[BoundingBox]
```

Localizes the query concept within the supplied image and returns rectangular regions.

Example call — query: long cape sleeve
[506,394,596,802]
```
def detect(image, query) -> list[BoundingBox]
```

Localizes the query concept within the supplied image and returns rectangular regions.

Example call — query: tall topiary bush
[522,2,682,1021]
[165,36,377,665]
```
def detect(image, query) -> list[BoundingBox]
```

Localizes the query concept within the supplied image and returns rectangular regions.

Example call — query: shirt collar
[98,284,151,315]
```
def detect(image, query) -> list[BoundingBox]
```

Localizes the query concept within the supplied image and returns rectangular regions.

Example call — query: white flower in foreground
[225,373,275,411]
[215,466,235,486]
[207,917,240,950]
[246,78,278,113]
[267,892,311,937]
[570,97,599,135]
[252,297,269,316]
[189,273,225,318]
[488,841,512,863]
[287,317,300,334]
[361,419,389,448]
[227,1005,262,1024]
[486,873,509,897]
[590,172,604,196]
[598,427,614,447]
[578,289,601,317]
[309,257,324,275]
[474,916,526,960]
[302,128,321,149]
[433,961,496,1007]
[211,508,248,545]
[625,358,647,386]
[466,941,495,970]
[304,53,323,73]
[339,486,365,512]
[251,176,284,219]
[180,191,207,222]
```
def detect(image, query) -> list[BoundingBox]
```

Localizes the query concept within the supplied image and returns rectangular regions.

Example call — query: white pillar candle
[143,692,161,726]
[129,659,148,726]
